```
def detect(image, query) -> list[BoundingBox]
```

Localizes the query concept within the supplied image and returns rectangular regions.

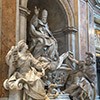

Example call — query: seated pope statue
[29,6,59,61]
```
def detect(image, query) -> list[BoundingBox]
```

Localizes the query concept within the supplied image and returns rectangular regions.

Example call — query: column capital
[66,27,77,32]
[63,26,77,33]
[19,5,30,17]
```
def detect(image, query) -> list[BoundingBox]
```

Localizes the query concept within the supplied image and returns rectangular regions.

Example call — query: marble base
[1,95,100,100]
[50,95,100,100]
[50,94,70,100]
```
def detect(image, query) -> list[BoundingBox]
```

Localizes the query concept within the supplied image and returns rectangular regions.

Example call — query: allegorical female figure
[4,40,50,100]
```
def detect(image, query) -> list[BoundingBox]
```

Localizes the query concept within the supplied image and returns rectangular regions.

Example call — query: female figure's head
[17,40,28,53]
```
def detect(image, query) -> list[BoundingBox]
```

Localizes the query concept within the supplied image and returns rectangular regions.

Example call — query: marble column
[19,5,30,42]
[87,0,97,93]
[9,1,30,100]
[0,0,2,97]
[87,2,96,55]
[67,27,77,57]
[1,0,16,98]
[16,0,30,43]
[78,0,88,60]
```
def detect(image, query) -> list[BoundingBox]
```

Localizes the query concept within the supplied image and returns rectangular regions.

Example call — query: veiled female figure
[4,40,49,100]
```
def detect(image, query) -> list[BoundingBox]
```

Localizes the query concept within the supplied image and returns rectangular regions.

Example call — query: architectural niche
[17,0,77,55]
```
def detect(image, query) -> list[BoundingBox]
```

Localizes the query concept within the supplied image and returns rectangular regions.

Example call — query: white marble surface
[50,94,70,100]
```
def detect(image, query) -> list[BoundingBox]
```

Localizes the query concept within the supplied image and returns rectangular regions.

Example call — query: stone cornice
[65,27,78,33]
[52,26,77,34]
